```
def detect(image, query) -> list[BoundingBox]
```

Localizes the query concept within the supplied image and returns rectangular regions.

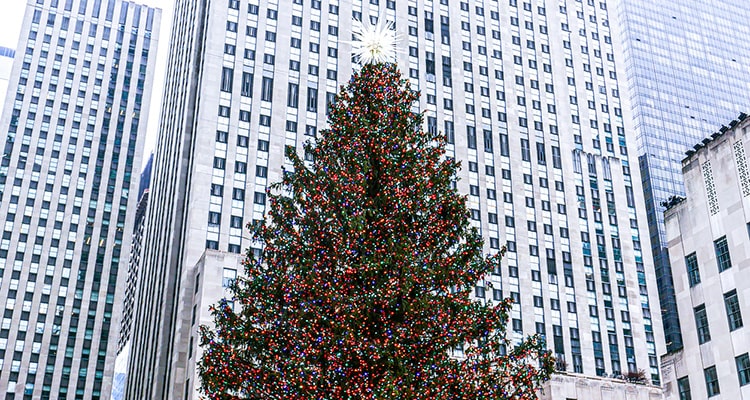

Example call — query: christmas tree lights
[198,63,553,399]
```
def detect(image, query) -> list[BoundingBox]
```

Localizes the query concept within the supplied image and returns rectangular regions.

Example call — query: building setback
[661,114,750,399]
[127,0,664,398]
[612,0,750,353]
[0,0,161,398]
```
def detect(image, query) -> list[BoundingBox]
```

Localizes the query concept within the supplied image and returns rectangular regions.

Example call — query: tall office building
[612,0,750,352]
[661,114,750,399]
[0,0,160,398]
[128,0,664,398]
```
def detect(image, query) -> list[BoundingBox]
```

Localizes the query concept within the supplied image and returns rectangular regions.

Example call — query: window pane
[685,253,700,287]
[724,290,743,331]
[714,236,732,272]
[694,304,711,344]
[677,376,691,400]
[704,366,720,397]
[737,353,750,386]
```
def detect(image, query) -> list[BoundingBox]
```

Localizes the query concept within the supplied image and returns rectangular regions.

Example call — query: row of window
[694,289,743,344]
[685,235,733,288]
[678,353,750,398]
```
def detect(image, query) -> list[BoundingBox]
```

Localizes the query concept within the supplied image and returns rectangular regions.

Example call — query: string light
[198,63,553,399]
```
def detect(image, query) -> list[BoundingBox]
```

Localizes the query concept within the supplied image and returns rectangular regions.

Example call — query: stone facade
[661,114,750,399]
[542,372,663,400]
[128,0,665,397]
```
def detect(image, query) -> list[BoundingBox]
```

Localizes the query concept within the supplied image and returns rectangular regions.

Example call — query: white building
[0,1,161,398]
[661,113,750,399]
[127,0,664,398]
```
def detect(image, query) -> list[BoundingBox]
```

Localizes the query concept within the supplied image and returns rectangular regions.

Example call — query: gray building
[127,0,664,398]
[112,184,151,400]
[661,113,750,399]
[612,0,750,352]
[0,0,161,398]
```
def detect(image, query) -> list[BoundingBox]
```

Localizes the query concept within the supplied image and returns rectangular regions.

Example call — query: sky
[0,0,175,166]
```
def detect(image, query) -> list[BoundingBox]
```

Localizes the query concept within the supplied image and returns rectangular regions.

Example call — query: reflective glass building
[613,0,750,352]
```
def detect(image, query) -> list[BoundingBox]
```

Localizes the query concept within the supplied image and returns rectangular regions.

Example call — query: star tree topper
[351,17,399,65]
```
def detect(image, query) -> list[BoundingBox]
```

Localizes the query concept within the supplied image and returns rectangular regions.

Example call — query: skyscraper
[613,0,750,352]
[128,0,664,398]
[0,1,160,398]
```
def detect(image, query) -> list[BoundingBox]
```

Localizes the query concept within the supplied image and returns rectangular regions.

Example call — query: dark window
[677,376,692,400]
[213,157,225,170]
[704,366,720,397]
[685,252,700,287]
[714,236,732,272]
[216,130,228,143]
[536,142,546,165]
[724,290,743,331]
[737,353,750,386]
[307,87,318,111]
[287,83,299,108]
[237,135,248,147]
[694,304,711,344]
[254,192,266,205]
[466,126,476,149]
[241,72,253,97]
[520,139,530,161]
[220,67,233,92]
[261,77,273,101]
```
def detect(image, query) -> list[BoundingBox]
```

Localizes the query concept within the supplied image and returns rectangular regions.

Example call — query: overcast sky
[0,0,175,166]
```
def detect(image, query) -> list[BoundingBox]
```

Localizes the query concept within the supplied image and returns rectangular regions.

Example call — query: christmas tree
[198,21,553,400]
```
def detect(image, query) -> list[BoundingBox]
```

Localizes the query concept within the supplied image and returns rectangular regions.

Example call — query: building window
[254,192,266,205]
[241,72,253,97]
[704,366,720,397]
[287,83,299,108]
[307,88,318,112]
[208,212,221,226]
[213,157,226,170]
[714,236,732,272]
[737,353,750,386]
[216,130,228,143]
[694,304,710,344]
[724,290,743,331]
[677,376,691,400]
[685,252,700,287]
[222,268,237,288]
[261,77,273,101]
[220,67,233,92]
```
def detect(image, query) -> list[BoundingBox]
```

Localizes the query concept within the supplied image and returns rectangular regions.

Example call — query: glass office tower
[0,1,160,398]
[613,0,750,352]
[128,0,664,398]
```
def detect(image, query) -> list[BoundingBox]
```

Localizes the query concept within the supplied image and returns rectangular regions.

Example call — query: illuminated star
[351,17,399,65]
